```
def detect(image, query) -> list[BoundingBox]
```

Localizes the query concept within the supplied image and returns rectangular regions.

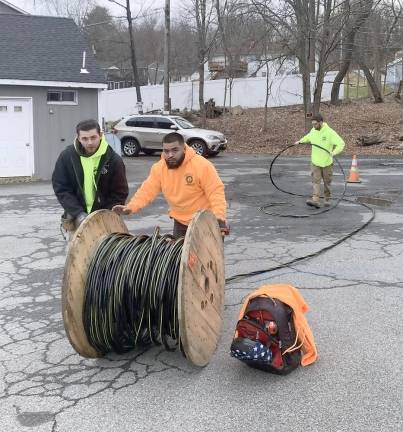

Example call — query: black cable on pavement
[225,143,376,284]
[262,142,347,218]
[226,199,374,284]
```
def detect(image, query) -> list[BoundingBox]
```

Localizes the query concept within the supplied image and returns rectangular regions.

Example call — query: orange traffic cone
[347,155,361,183]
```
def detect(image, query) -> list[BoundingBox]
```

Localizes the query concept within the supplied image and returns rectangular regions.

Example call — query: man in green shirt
[295,114,345,208]
[52,119,128,233]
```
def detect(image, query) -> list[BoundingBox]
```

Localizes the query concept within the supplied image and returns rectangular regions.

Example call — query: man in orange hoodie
[113,132,228,238]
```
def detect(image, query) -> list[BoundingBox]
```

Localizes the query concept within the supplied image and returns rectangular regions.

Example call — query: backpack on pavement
[230,296,301,375]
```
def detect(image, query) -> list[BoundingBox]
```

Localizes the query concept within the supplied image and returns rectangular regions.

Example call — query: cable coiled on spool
[83,229,184,354]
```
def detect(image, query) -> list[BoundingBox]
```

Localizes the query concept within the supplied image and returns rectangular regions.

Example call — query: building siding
[0,85,98,179]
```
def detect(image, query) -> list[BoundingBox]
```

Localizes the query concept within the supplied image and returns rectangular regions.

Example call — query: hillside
[201,97,403,156]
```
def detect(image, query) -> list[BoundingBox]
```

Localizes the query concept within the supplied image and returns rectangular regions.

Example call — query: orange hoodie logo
[185,174,193,185]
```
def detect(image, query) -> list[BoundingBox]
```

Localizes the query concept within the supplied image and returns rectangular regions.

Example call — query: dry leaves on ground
[197,97,403,156]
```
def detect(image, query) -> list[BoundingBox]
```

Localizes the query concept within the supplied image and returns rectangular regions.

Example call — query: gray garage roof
[0,14,106,84]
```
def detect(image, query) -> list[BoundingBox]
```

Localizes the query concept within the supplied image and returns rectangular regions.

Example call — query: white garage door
[0,98,34,177]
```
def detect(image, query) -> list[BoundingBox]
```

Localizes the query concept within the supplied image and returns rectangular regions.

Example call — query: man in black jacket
[52,119,128,232]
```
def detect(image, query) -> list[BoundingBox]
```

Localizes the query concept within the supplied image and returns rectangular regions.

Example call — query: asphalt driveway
[0,153,402,431]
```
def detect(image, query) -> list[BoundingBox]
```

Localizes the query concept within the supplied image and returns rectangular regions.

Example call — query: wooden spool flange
[62,209,129,358]
[62,209,225,366]
[178,210,225,366]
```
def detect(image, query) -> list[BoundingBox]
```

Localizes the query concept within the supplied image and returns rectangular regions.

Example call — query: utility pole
[164,0,170,113]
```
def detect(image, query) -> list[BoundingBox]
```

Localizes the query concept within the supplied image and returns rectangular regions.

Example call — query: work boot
[324,199,332,207]
[306,198,321,208]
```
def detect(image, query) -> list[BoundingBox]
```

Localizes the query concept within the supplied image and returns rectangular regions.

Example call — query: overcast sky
[10,0,175,18]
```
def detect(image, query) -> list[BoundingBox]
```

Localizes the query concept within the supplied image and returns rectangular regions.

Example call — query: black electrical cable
[83,144,376,337]
[262,142,347,217]
[83,229,184,355]
[226,199,374,284]
[226,143,376,284]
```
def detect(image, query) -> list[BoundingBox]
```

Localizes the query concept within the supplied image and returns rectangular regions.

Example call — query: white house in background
[190,54,300,81]
[0,10,106,180]
[248,57,299,78]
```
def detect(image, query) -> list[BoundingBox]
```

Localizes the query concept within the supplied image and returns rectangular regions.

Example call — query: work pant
[173,219,226,241]
[173,219,188,239]
[311,163,333,201]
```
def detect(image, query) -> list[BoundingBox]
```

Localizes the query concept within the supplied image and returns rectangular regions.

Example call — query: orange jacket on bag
[238,284,318,366]
[127,145,227,225]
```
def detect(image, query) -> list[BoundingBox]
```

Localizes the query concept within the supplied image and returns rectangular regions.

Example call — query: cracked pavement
[0,154,402,431]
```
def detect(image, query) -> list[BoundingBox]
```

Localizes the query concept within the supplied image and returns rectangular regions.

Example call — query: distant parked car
[112,114,227,157]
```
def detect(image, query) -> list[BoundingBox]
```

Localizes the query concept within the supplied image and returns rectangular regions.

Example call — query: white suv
[112,114,227,157]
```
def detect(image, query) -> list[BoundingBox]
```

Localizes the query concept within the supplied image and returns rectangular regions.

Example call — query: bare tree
[293,0,315,128]
[312,1,352,113]
[164,0,171,112]
[134,17,164,84]
[170,21,198,82]
[248,1,378,122]
[215,0,258,113]
[108,0,143,113]
[330,0,376,104]
[39,0,94,27]
[353,0,403,103]
[215,0,232,114]
[84,5,198,87]
[187,0,217,124]
[83,6,123,65]
[249,0,316,129]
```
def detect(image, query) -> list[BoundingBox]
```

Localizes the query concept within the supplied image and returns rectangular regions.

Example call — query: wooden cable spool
[62,209,225,366]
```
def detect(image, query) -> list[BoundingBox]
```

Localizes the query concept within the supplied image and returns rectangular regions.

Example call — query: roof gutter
[0,0,28,14]
[0,79,107,89]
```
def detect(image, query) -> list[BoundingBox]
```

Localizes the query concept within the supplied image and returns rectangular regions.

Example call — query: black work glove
[74,212,88,228]
[217,219,230,236]
[61,212,75,232]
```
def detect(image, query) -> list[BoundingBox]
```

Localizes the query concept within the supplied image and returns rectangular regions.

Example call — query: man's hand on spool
[112,205,132,216]
[217,219,230,237]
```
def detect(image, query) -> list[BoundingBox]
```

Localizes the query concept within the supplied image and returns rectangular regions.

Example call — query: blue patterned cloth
[231,341,272,363]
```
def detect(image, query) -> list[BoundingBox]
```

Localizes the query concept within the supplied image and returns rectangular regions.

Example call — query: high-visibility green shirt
[299,123,345,167]
[80,137,108,213]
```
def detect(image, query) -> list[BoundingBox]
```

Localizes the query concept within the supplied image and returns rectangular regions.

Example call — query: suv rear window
[126,117,154,128]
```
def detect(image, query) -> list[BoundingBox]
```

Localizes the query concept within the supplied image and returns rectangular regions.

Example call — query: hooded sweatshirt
[76,137,109,213]
[127,145,226,225]
[52,140,128,218]
[299,122,345,167]
[238,284,318,366]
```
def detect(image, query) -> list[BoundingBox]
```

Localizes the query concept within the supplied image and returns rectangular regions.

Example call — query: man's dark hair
[76,119,101,135]
[312,114,324,122]
[163,132,185,145]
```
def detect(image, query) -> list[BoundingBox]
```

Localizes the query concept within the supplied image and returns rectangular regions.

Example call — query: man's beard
[166,153,185,169]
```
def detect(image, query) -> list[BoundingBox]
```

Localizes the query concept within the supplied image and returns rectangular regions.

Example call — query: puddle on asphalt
[17,411,54,427]
[356,196,392,207]
[378,162,403,167]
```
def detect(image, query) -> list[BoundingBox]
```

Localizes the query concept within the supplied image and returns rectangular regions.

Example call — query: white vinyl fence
[100,72,342,122]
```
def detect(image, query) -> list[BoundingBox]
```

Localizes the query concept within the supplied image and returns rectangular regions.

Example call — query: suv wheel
[122,138,140,157]
[190,139,208,157]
